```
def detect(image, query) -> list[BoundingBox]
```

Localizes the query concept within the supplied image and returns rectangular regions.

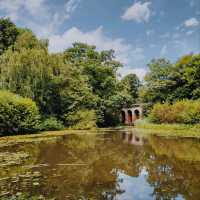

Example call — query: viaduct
[121,104,143,125]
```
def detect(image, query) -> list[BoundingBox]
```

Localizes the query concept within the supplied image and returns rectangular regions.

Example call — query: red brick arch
[127,110,132,123]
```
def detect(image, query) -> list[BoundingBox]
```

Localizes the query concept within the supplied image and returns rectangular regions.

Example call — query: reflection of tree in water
[144,136,200,200]
[32,132,144,199]
[1,132,200,199]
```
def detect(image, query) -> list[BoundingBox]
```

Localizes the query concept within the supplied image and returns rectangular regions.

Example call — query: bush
[149,100,200,124]
[40,117,64,131]
[0,90,40,135]
[65,109,97,130]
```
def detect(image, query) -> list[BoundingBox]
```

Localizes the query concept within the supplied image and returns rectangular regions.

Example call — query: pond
[1,129,200,200]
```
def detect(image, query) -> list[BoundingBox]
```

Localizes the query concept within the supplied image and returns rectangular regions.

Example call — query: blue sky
[0,0,199,79]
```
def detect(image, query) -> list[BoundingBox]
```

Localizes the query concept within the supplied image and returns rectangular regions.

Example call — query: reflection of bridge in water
[122,131,144,146]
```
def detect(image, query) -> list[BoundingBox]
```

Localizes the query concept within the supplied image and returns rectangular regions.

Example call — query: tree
[140,54,200,104]
[119,73,140,103]
[0,42,96,120]
[0,18,19,54]
[13,28,48,51]
[64,43,126,126]
[64,43,121,98]
[174,54,200,100]
[140,58,176,103]
[0,19,142,128]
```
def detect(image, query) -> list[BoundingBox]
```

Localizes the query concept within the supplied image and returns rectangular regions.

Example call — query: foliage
[0,18,19,54]
[0,90,40,135]
[101,91,133,126]
[65,109,97,130]
[64,42,137,127]
[13,29,48,51]
[119,73,140,103]
[0,43,95,119]
[140,54,200,104]
[39,117,64,131]
[149,100,200,124]
[0,19,141,131]
[64,43,120,98]
[140,58,175,103]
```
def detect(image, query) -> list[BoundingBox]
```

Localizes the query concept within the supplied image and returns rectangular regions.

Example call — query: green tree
[0,19,142,129]
[0,42,95,120]
[140,54,200,104]
[13,28,48,51]
[119,73,140,103]
[0,18,19,54]
[64,43,121,98]
[64,43,125,126]
[174,54,200,100]
[140,58,175,103]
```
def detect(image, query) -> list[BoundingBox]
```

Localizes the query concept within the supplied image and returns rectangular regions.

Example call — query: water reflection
[122,131,144,146]
[1,130,200,199]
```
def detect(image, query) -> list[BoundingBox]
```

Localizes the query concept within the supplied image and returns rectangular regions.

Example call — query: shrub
[40,117,64,131]
[0,90,40,135]
[176,100,200,124]
[149,100,200,124]
[65,109,97,130]
[142,103,153,117]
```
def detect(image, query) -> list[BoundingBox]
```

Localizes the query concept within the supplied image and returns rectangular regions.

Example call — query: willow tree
[0,31,96,120]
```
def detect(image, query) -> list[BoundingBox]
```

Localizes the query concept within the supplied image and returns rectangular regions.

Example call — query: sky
[0,0,199,80]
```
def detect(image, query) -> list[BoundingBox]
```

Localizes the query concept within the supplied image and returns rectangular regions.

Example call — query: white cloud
[0,0,81,37]
[121,1,152,23]
[184,17,199,27]
[0,0,23,12]
[0,0,22,20]
[0,0,48,20]
[49,26,130,64]
[24,0,48,16]
[49,26,145,66]
[49,26,146,79]
[65,0,81,20]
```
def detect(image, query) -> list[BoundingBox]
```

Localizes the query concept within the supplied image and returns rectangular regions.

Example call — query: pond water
[1,129,200,200]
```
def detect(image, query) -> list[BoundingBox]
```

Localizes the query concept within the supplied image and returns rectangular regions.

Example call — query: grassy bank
[136,120,200,138]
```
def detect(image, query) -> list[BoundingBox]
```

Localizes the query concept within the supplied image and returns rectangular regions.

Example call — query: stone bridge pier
[121,105,142,125]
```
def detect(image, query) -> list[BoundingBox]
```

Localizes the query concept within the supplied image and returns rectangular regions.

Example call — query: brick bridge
[121,104,143,125]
